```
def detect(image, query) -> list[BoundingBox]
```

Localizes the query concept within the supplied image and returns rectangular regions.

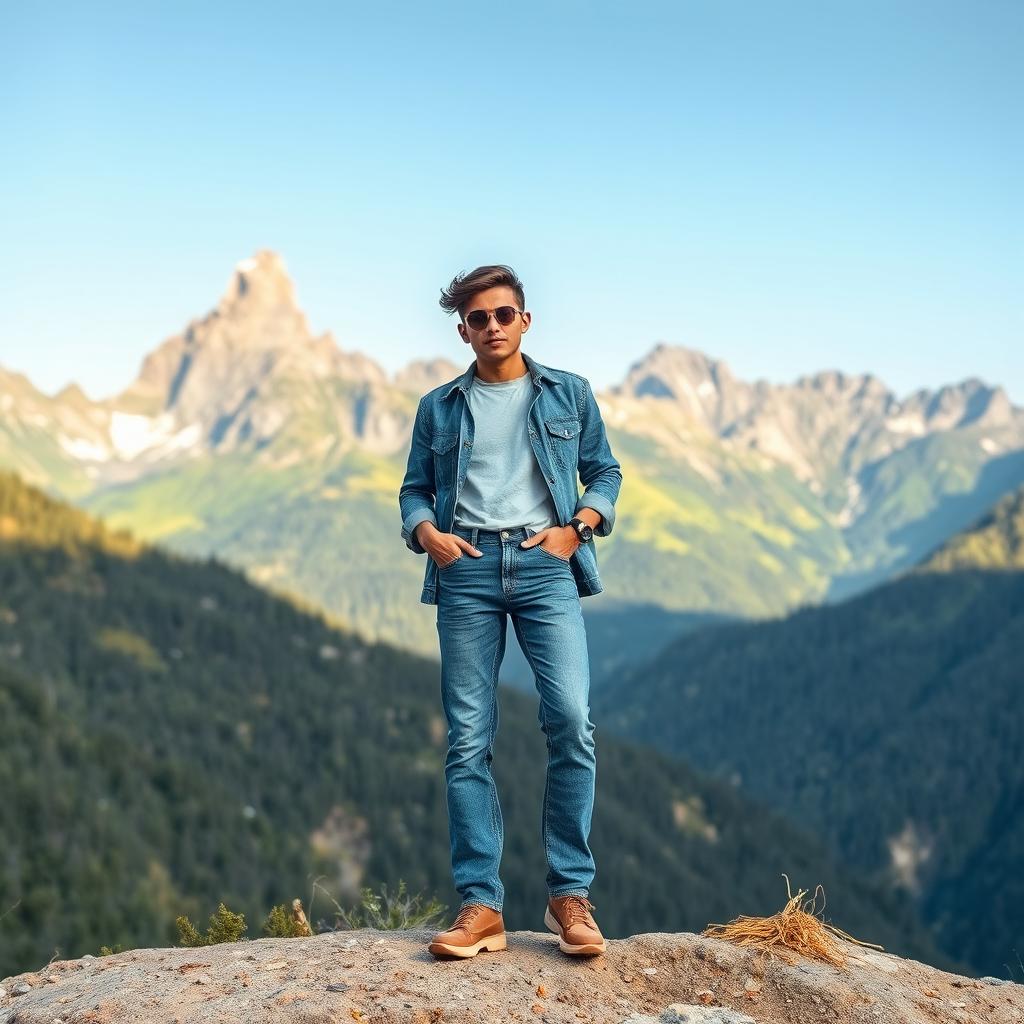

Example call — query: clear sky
[2,0,1021,403]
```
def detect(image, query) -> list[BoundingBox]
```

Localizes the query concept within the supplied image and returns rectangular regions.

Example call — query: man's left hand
[520,525,579,559]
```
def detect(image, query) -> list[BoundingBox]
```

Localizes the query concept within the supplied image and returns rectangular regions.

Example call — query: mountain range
[2,248,1022,671]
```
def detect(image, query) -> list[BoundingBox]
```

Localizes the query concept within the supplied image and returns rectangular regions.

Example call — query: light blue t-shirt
[453,369,558,532]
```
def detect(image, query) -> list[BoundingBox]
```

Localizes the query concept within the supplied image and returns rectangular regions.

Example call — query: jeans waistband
[451,524,538,545]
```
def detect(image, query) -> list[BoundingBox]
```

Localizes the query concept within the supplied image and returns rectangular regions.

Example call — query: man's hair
[439,265,526,321]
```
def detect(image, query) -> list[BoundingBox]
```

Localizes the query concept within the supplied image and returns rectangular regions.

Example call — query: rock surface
[1,929,1020,1024]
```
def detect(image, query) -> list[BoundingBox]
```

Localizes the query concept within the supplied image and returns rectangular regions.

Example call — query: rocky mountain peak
[108,249,316,420]
[194,248,313,353]
[797,369,891,403]
[620,342,730,398]
[898,378,1015,431]
[96,250,395,457]
[615,342,753,433]
[217,249,299,320]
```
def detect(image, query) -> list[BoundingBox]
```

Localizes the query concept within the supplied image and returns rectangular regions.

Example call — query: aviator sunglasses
[464,305,525,331]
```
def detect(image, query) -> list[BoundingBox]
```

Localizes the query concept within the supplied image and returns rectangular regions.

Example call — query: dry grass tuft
[702,874,884,971]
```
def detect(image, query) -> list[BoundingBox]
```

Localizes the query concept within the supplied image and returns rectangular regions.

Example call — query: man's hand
[519,525,579,560]
[415,521,483,566]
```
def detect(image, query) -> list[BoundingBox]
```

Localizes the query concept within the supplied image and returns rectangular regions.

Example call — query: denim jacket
[399,350,623,604]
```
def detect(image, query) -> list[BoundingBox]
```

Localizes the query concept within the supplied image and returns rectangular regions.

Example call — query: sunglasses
[464,306,525,331]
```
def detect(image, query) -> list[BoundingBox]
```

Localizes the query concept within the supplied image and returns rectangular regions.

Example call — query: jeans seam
[487,633,502,844]
[516,624,554,874]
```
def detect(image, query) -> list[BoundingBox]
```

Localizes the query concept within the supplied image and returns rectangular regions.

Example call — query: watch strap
[569,516,593,541]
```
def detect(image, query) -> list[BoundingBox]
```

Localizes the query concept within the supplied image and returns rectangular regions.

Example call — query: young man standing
[398,265,622,959]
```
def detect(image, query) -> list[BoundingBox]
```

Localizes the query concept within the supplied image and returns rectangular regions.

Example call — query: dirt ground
[2,927,1021,1024]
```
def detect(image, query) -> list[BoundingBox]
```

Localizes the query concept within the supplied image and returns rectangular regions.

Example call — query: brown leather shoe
[428,903,507,958]
[544,893,607,955]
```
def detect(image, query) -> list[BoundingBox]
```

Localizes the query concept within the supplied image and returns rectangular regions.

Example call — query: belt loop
[471,526,479,547]
[524,525,533,538]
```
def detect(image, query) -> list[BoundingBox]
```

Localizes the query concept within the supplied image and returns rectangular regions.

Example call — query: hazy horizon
[3,248,1020,410]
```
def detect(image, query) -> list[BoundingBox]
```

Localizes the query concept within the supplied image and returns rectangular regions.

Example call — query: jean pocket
[544,417,581,470]
[533,542,571,564]
[437,552,464,571]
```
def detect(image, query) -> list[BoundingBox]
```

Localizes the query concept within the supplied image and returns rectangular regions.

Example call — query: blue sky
[2,0,1021,403]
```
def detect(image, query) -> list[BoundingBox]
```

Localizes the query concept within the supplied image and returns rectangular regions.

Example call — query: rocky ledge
[1,928,1020,1024]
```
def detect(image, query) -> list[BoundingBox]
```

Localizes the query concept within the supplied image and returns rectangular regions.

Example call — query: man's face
[456,285,531,361]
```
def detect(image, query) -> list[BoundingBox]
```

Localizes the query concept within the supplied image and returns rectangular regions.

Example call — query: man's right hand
[415,521,483,566]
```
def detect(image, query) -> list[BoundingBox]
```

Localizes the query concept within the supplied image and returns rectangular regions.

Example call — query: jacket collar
[441,350,560,400]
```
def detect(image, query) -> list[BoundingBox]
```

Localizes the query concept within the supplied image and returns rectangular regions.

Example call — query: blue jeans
[435,523,597,912]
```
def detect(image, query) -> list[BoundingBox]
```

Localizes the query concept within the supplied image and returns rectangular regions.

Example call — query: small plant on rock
[176,902,247,946]
[314,878,448,931]
[262,898,313,938]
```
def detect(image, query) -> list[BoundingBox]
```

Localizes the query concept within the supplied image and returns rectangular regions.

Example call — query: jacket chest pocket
[544,417,581,471]
[430,432,459,488]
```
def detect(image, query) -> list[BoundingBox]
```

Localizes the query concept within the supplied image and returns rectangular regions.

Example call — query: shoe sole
[544,906,607,955]
[428,931,507,958]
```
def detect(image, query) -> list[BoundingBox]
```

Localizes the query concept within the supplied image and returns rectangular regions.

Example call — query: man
[398,265,622,959]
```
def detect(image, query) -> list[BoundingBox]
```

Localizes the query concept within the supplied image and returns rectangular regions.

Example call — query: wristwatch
[568,517,594,543]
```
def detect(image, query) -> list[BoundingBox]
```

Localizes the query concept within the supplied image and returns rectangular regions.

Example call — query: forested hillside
[0,469,955,978]
[595,486,1024,976]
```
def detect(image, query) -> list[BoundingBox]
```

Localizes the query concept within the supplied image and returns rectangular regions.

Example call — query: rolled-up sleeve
[399,396,438,554]
[574,377,622,537]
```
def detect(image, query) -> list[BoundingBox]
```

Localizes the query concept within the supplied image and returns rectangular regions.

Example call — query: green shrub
[262,902,309,938]
[176,902,247,946]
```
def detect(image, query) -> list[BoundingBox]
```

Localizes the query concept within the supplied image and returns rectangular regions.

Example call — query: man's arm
[399,396,438,554]
[572,507,604,532]
[573,377,622,537]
